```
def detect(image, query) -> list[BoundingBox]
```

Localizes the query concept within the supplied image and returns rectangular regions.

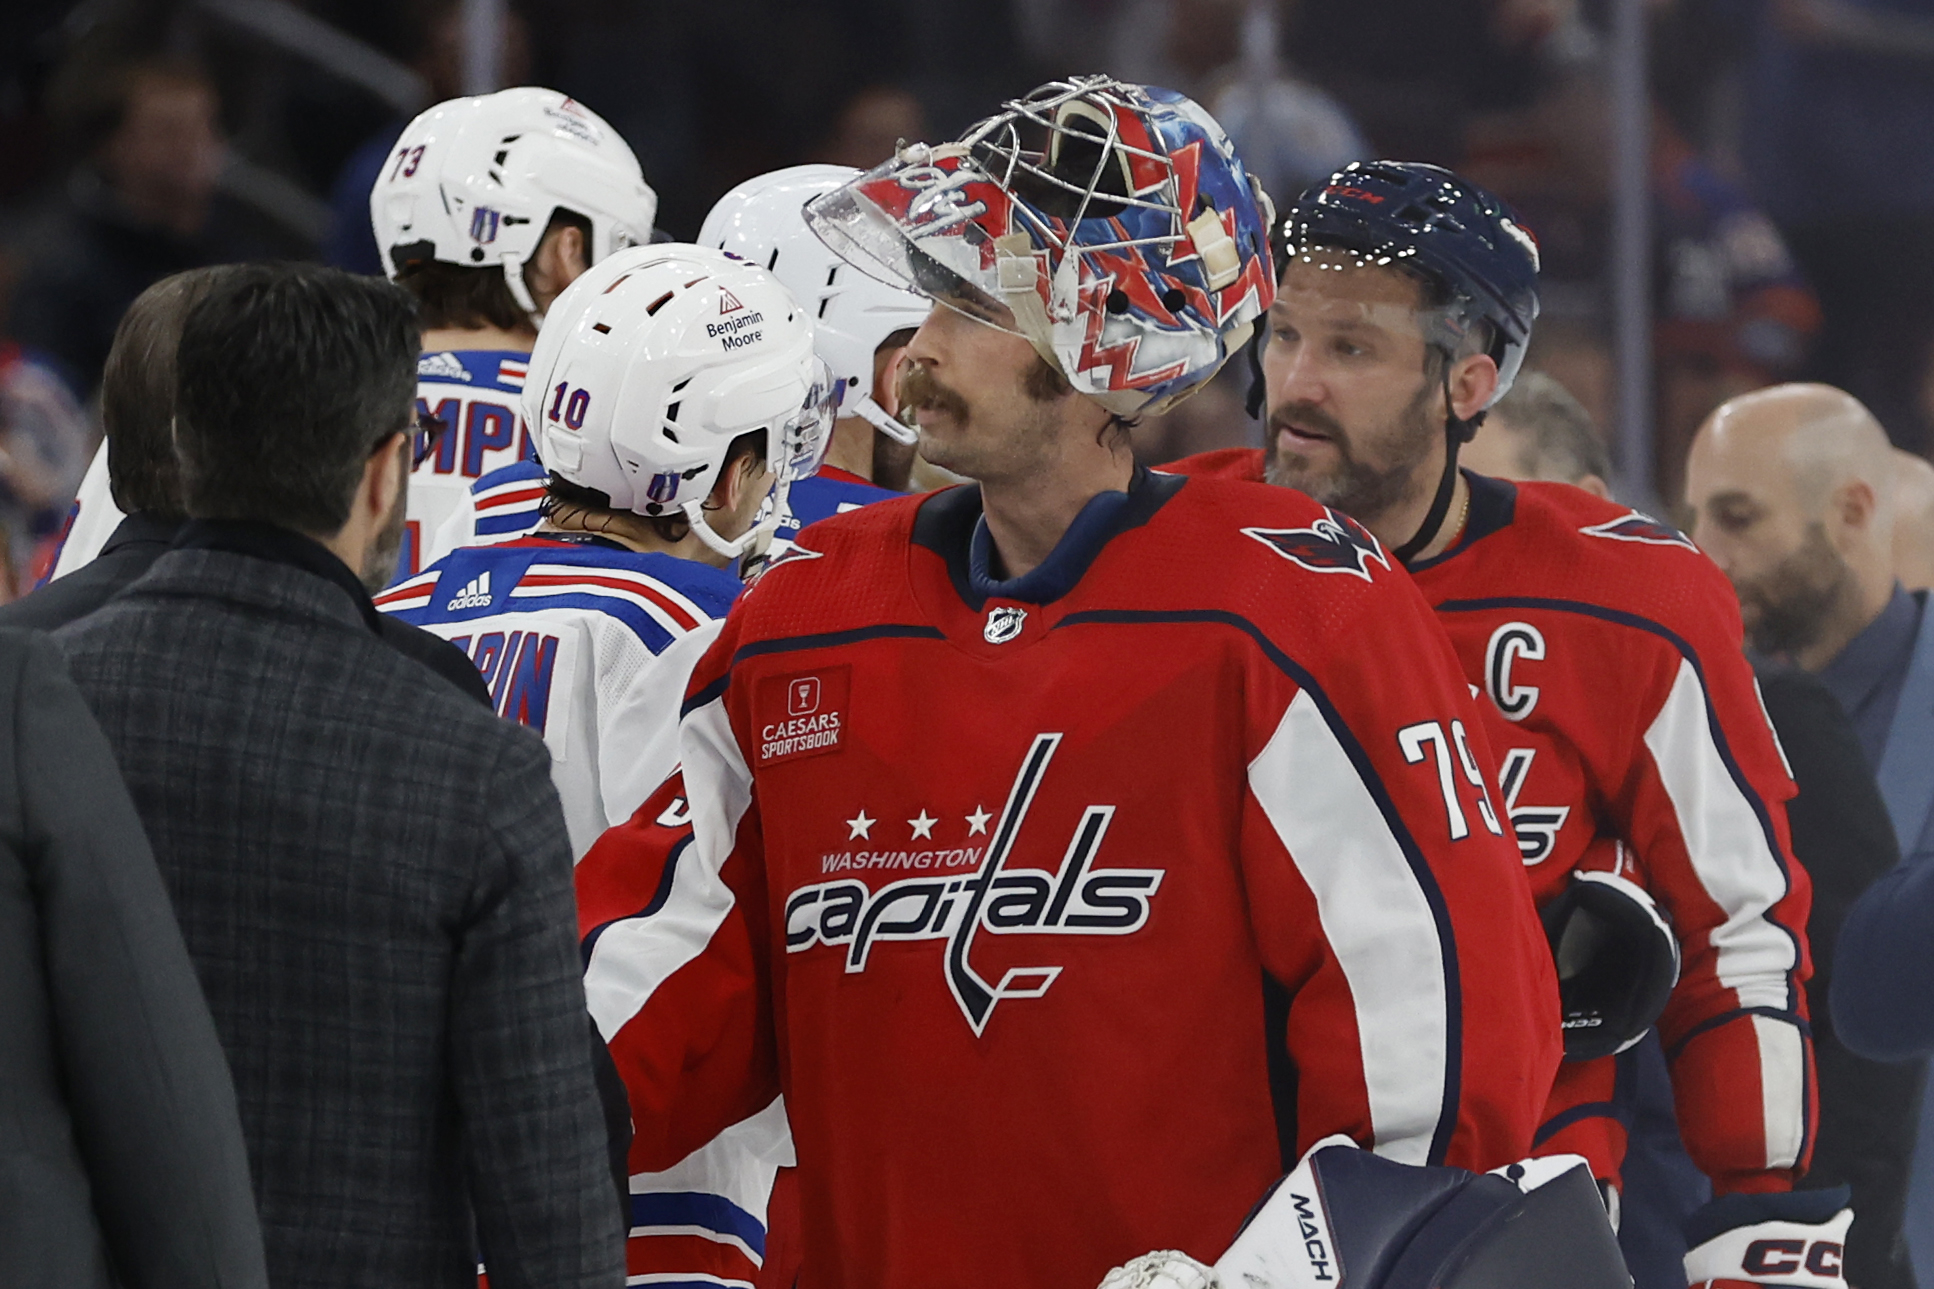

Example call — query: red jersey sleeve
[1613,582,1814,1193]
[583,610,782,1175]
[1238,562,1562,1172]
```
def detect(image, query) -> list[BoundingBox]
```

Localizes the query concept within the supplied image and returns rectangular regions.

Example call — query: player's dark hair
[1021,350,1135,450]
[175,263,419,536]
[394,208,592,331]
[541,429,767,544]
[100,264,245,517]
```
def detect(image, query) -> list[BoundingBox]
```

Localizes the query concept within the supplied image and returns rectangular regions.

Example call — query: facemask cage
[804,75,1276,418]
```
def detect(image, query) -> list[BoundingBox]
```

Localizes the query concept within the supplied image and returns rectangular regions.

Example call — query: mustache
[896,360,969,422]
[1267,401,1350,444]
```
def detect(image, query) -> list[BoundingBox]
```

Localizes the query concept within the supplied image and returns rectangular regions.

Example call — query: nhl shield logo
[983,606,1027,644]
[469,206,502,245]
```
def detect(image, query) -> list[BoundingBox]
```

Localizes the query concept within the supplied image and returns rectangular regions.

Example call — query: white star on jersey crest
[909,810,937,840]
[847,810,874,840]
[966,806,991,836]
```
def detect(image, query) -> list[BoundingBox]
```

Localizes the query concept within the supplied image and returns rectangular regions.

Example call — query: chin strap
[684,476,794,576]
[848,393,919,445]
[1390,363,1484,567]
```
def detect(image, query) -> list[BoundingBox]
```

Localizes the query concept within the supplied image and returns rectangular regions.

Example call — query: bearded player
[581,79,1561,1289]
[1174,161,1837,1287]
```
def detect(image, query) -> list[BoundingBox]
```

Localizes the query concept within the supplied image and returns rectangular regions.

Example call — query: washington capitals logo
[1580,512,1696,551]
[1244,509,1390,581]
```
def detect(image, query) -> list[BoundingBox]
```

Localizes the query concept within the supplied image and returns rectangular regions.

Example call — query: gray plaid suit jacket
[58,546,624,1289]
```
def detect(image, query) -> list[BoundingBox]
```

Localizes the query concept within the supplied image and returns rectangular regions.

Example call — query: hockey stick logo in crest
[783,733,1164,1035]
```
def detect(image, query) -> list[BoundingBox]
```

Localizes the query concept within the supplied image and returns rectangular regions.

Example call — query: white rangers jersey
[42,442,120,584]
[374,533,742,857]
[403,349,536,580]
[430,459,902,568]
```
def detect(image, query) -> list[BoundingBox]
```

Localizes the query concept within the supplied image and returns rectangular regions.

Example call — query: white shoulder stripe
[1248,689,1449,1165]
[584,695,752,1040]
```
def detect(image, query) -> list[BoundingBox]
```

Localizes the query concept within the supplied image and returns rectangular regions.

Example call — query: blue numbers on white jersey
[415,396,524,478]
[447,629,561,732]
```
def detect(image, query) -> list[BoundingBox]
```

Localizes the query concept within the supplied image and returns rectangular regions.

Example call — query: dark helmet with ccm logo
[1282,160,1542,409]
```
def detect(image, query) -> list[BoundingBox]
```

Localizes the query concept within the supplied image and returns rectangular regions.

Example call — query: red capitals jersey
[591,468,1561,1289]
[1173,449,1815,1196]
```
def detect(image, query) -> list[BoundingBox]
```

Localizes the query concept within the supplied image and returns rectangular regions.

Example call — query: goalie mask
[372,87,657,315]
[522,244,838,561]
[803,76,1275,418]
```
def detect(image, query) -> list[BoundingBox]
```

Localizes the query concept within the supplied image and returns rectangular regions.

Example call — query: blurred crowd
[7,2,1934,1286]
[3,0,1934,593]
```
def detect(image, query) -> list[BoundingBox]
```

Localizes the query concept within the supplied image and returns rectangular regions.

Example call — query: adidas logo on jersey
[419,351,470,382]
[445,570,494,611]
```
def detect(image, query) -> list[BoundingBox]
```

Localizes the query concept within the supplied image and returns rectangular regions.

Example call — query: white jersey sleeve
[44,443,123,583]
[375,537,743,858]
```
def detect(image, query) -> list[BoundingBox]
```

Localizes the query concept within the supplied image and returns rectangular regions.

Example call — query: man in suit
[1687,382,1934,1280]
[3,268,492,708]
[0,629,267,1289]
[57,262,624,1289]
[1471,373,1919,1288]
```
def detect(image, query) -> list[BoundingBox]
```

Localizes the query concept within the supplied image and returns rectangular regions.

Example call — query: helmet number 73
[1398,719,1505,841]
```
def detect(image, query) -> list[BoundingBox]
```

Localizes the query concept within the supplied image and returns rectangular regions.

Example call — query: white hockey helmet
[523,243,839,560]
[371,87,656,314]
[698,164,930,445]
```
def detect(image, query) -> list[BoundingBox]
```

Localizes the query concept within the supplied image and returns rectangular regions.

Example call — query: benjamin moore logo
[445,570,494,611]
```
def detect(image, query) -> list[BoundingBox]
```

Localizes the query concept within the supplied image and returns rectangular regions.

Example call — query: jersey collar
[1405,470,1516,572]
[913,466,1185,611]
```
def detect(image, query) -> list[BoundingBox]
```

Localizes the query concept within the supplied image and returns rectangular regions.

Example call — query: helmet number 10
[548,383,591,430]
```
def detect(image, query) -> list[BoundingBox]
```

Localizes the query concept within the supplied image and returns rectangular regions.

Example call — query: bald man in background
[1894,449,1934,593]
[1479,374,1917,1289]
[1686,384,1928,839]
[1687,382,1934,1285]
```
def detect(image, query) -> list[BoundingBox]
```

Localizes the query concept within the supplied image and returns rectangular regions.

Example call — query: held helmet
[1281,160,1541,408]
[371,87,657,315]
[700,164,932,446]
[522,244,839,560]
[803,76,1275,418]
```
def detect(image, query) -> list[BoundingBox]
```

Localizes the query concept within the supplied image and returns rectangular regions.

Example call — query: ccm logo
[1743,1239,1843,1278]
